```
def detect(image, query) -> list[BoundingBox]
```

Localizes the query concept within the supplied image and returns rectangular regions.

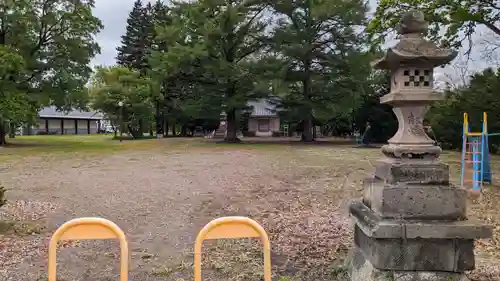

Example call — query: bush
[112,135,157,140]
[37,131,58,135]
[0,185,6,208]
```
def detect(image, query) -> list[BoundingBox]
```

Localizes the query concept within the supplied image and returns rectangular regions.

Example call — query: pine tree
[268,0,368,142]
[151,0,170,53]
[149,0,171,136]
[152,0,268,142]
[116,0,152,72]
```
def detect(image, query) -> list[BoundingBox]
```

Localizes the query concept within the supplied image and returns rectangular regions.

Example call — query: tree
[353,71,397,143]
[149,0,171,136]
[367,0,500,56]
[90,66,156,138]
[267,0,368,141]
[0,47,36,144]
[429,68,500,151]
[152,0,268,142]
[116,0,154,72]
[0,0,102,144]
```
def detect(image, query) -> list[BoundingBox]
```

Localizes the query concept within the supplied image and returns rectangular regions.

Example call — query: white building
[23,106,104,135]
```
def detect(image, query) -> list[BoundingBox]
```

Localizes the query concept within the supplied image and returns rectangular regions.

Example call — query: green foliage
[354,71,397,143]
[116,0,155,71]
[152,0,268,141]
[0,0,102,144]
[367,0,500,54]
[429,68,500,152]
[116,0,172,135]
[90,66,156,138]
[0,185,6,209]
[0,46,37,127]
[15,0,102,109]
[265,0,369,141]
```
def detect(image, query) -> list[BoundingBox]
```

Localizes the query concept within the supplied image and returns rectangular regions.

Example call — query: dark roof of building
[247,98,279,117]
[38,106,104,120]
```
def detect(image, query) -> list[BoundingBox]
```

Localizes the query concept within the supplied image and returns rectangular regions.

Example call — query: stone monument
[348,11,492,281]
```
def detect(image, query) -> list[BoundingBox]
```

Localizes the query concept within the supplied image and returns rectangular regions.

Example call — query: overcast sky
[90,0,496,86]
[91,0,153,67]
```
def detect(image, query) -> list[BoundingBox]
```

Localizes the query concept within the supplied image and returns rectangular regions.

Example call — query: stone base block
[381,144,443,160]
[375,158,449,185]
[349,200,492,239]
[363,179,467,220]
[349,247,468,281]
[354,225,475,272]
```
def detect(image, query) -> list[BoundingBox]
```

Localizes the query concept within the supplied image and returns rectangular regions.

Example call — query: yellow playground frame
[47,216,271,281]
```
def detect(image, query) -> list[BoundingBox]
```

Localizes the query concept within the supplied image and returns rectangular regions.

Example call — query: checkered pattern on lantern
[403,69,431,87]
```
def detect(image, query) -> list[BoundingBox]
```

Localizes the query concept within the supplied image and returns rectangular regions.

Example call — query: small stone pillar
[348,11,492,281]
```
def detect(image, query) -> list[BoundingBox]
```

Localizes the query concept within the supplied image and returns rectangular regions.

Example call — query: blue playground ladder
[461,112,492,191]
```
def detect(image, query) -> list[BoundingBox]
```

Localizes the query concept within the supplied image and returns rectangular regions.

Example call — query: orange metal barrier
[48,217,129,281]
[194,216,272,281]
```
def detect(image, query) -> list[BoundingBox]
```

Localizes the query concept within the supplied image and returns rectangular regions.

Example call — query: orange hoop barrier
[194,216,272,281]
[48,217,129,281]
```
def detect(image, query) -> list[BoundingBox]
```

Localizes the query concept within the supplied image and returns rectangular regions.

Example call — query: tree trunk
[301,59,314,142]
[9,123,16,138]
[138,119,144,137]
[172,122,176,136]
[301,117,314,142]
[180,125,187,137]
[0,122,6,146]
[164,120,169,137]
[155,100,162,136]
[224,108,240,143]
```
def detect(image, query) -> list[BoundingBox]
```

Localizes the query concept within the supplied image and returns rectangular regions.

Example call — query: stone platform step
[349,200,492,239]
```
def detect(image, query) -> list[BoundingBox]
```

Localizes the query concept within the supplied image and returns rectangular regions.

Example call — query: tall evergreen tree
[149,0,171,136]
[152,0,268,142]
[116,0,153,72]
[267,0,368,141]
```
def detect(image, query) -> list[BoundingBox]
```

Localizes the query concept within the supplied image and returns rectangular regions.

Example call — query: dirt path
[1,143,499,281]
[1,148,297,281]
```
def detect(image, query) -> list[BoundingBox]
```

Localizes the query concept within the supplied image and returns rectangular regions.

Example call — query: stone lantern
[348,11,492,281]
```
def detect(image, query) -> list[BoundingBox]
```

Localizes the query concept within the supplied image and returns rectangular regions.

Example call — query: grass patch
[152,260,193,277]
[0,220,44,235]
[0,220,15,234]
[0,136,377,161]
[0,134,165,161]
[112,135,158,141]
[152,266,174,277]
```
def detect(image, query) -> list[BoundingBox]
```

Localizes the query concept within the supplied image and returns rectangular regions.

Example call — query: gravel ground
[0,141,499,281]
